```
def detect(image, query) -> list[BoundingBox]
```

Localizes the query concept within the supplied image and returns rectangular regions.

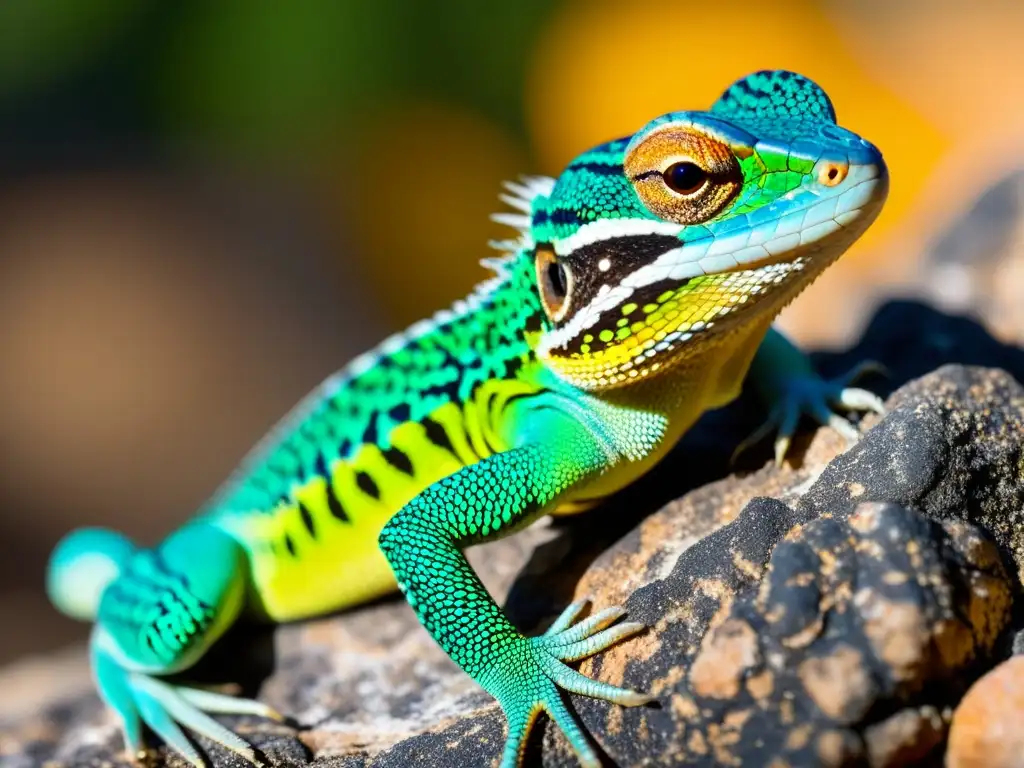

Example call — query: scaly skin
[47,70,888,768]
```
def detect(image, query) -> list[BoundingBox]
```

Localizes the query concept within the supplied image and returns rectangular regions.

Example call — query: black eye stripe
[571,276,695,350]
[560,233,682,323]
[537,234,683,328]
[561,234,681,263]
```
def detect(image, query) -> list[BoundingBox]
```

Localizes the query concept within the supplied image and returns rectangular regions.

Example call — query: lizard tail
[46,528,137,621]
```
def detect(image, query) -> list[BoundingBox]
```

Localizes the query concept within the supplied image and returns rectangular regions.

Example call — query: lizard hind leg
[47,527,138,622]
[93,524,279,766]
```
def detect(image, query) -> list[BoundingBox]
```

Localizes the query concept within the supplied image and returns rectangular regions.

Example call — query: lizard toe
[483,609,650,768]
[131,675,263,767]
[740,363,886,467]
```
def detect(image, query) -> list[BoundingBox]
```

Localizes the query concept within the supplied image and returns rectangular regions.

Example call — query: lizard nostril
[818,161,848,187]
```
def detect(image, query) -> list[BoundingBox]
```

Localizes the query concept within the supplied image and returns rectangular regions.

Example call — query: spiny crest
[488,175,555,256]
[712,70,836,124]
[497,175,556,220]
[482,175,556,317]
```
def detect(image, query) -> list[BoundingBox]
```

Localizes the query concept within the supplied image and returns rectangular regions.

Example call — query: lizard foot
[736,360,887,467]
[94,641,280,768]
[485,600,651,768]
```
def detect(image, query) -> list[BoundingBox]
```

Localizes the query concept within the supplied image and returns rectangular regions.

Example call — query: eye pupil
[662,162,707,194]
[547,260,568,298]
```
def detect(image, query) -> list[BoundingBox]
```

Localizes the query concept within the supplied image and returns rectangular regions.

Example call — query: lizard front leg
[378,421,651,768]
[741,326,886,465]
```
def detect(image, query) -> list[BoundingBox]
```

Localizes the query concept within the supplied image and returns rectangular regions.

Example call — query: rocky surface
[922,169,1024,346]
[2,301,1024,768]
[559,363,1023,768]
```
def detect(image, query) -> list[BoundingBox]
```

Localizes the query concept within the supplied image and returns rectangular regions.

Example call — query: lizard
[46,70,888,768]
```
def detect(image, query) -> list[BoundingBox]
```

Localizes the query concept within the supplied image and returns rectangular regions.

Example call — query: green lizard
[46,70,888,768]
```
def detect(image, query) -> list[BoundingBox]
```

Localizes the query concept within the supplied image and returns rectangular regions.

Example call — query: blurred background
[1,0,1023,668]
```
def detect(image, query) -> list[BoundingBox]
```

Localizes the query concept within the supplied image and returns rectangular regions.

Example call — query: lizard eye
[535,246,573,323]
[626,127,742,225]
[662,162,708,195]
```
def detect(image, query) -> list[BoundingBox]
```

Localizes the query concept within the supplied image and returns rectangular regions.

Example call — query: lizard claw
[734,359,887,467]
[484,600,651,768]
[93,636,277,768]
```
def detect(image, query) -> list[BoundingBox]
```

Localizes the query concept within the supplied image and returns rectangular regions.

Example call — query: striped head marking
[522,70,888,391]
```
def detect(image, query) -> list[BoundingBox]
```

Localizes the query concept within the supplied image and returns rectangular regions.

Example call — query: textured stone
[863,706,948,768]
[562,497,1012,767]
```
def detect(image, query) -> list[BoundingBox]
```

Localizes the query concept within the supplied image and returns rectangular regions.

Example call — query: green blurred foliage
[0,1,557,160]
[0,0,145,98]
[155,2,402,154]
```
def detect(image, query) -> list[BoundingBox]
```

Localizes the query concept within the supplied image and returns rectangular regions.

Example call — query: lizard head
[510,70,888,391]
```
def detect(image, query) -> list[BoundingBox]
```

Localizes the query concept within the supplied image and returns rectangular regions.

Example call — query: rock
[922,169,1024,346]
[947,656,1024,768]
[2,303,1024,767]
[566,498,1009,767]
[556,363,1023,768]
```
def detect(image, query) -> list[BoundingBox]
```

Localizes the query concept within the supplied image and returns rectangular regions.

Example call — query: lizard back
[205,253,545,621]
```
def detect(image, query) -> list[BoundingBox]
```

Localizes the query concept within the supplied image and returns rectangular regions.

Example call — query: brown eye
[625,126,742,225]
[535,246,573,322]
[662,162,707,195]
